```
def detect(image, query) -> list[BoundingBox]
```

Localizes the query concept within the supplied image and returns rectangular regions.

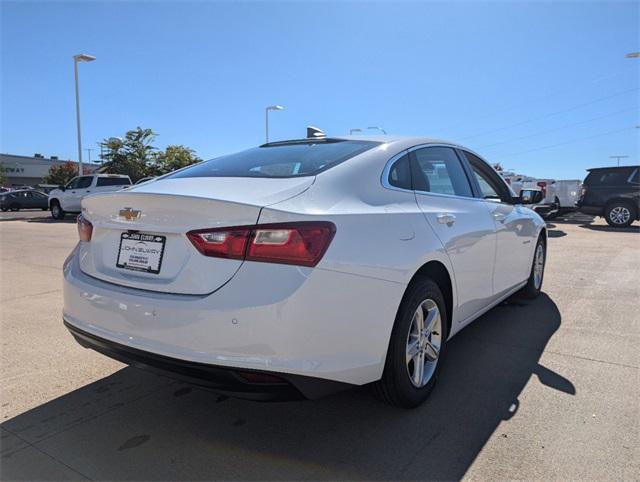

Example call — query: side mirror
[519,188,543,204]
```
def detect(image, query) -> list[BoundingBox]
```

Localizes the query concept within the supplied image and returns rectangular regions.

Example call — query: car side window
[66,177,80,189]
[388,154,412,190]
[76,176,93,189]
[410,147,472,197]
[463,151,510,202]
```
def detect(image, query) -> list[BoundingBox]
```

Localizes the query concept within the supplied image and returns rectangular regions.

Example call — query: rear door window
[410,147,473,197]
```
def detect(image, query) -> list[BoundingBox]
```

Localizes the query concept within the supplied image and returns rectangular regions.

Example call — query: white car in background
[48,174,131,219]
[63,136,546,408]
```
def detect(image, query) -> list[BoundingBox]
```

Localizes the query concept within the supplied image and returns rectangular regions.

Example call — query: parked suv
[577,166,640,227]
[48,174,131,220]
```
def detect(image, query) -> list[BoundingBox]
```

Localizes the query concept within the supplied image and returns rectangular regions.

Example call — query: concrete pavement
[1,212,638,480]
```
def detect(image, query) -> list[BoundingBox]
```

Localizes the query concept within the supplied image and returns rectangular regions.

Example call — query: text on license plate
[116,232,166,274]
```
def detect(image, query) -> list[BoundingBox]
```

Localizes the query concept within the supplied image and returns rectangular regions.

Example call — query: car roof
[587,165,639,171]
[264,135,465,149]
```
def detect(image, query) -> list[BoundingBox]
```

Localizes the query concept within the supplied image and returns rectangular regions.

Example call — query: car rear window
[584,168,635,186]
[166,139,381,179]
[96,177,131,187]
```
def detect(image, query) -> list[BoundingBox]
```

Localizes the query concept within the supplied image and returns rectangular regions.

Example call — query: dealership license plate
[116,232,166,274]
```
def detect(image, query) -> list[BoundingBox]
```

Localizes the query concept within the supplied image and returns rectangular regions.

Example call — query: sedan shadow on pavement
[1,293,573,481]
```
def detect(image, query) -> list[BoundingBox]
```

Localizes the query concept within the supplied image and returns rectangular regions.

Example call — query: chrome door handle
[437,214,456,225]
[493,212,507,222]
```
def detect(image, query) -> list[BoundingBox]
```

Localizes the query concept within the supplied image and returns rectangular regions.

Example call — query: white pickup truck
[48,174,131,220]
[500,170,581,219]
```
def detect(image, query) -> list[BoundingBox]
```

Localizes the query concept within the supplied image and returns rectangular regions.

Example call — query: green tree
[151,145,201,175]
[100,127,158,182]
[44,161,80,185]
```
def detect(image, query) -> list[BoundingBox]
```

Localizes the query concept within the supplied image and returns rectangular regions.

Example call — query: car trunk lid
[78,177,314,294]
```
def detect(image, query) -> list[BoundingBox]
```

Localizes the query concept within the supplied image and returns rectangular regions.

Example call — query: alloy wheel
[609,206,631,225]
[406,299,442,388]
[533,243,545,290]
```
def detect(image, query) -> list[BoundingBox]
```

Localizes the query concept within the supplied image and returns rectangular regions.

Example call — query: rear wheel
[374,277,447,408]
[520,236,546,299]
[10,203,20,211]
[605,202,635,228]
[50,201,65,220]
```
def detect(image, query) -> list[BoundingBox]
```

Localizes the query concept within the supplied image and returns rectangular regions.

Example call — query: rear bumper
[64,320,351,400]
[63,244,405,389]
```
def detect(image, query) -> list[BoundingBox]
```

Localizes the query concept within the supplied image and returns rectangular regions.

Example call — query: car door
[64,176,93,212]
[462,151,536,296]
[32,191,48,209]
[409,145,497,324]
[23,192,36,208]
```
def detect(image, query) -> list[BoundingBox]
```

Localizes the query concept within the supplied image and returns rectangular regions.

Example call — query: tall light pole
[610,155,629,167]
[73,53,96,175]
[265,105,284,143]
[349,128,362,135]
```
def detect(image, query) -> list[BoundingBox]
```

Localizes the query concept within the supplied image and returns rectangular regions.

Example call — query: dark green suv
[577,166,640,227]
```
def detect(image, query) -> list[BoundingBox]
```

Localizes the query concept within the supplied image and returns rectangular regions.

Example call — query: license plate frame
[116,232,166,274]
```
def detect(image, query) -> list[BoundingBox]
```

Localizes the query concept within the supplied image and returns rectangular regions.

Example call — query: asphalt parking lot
[1,211,638,480]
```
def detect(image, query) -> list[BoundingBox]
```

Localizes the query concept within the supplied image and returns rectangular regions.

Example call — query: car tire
[373,277,447,408]
[10,203,20,212]
[50,201,65,220]
[604,202,636,228]
[545,197,560,220]
[520,235,546,299]
[1,207,8,212]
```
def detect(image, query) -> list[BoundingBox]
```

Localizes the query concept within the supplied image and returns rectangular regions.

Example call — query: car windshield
[166,139,380,179]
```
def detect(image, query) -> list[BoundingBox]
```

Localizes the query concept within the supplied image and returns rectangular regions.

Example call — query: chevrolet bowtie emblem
[119,207,141,221]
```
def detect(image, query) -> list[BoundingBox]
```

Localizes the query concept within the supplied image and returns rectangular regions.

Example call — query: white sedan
[63,135,546,408]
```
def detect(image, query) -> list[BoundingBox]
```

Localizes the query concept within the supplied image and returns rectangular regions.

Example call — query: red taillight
[186,222,336,267]
[537,181,547,198]
[187,228,251,259]
[77,214,93,242]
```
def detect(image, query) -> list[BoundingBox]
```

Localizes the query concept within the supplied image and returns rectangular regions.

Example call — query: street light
[610,155,629,167]
[367,126,387,134]
[625,52,640,58]
[349,128,362,135]
[73,53,96,176]
[265,105,284,143]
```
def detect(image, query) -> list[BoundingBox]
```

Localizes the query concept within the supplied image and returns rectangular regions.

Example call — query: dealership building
[1,153,100,187]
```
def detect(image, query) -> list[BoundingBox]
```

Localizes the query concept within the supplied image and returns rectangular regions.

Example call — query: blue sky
[1,0,638,179]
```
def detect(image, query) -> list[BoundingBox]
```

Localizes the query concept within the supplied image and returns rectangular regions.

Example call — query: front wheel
[520,236,546,299]
[605,202,636,228]
[374,277,447,408]
[50,201,65,220]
